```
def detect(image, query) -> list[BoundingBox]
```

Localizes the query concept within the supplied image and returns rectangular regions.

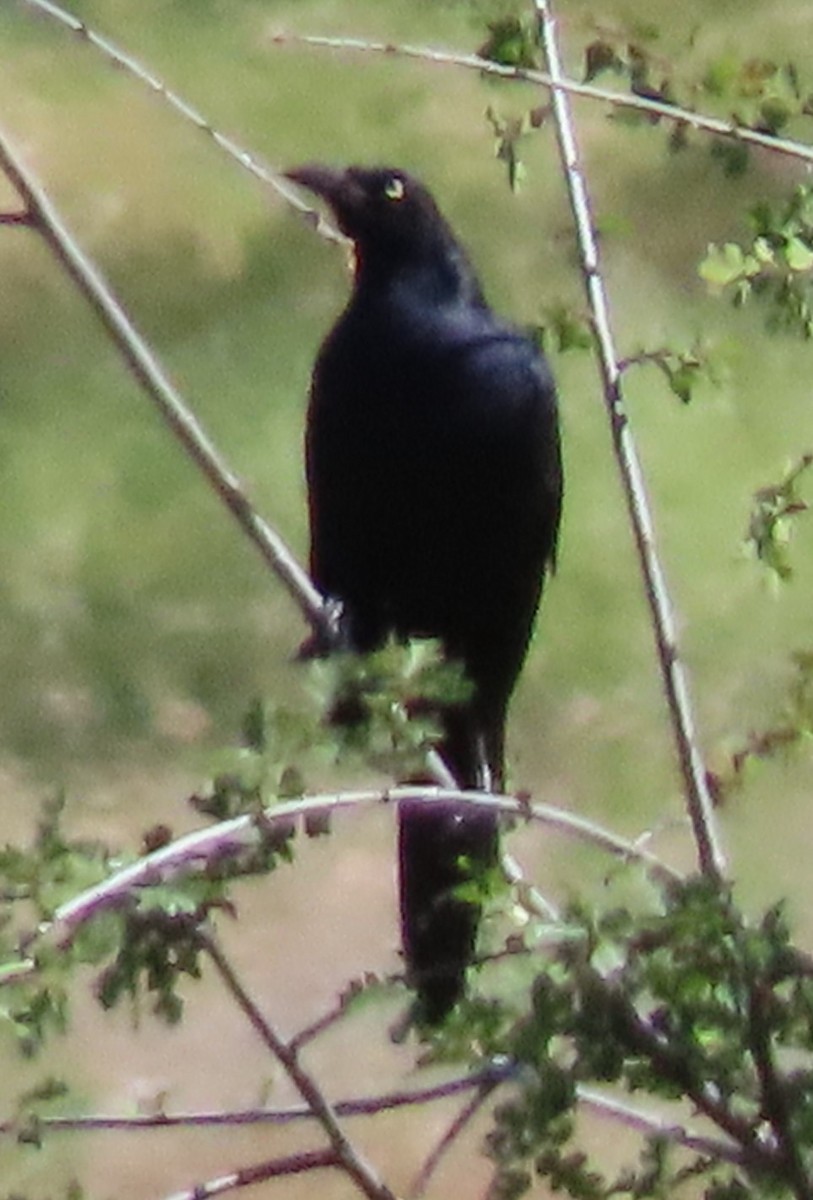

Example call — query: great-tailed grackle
[286,164,563,1023]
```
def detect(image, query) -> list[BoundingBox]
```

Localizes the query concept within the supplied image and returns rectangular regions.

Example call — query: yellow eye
[384,177,405,201]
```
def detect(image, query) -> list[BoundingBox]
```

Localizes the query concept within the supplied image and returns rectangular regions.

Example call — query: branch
[501,848,561,920]
[20,2,813,178]
[0,786,681,981]
[200,930,397,1200]
[269,33,813,169]
[289,974,379,1051]
[747,977,813,1200]
[16,0,342,243]
[160,1147,336,1200]
[0,121,333,642]
[575,1087,748,1168]
[0,1063,515,1161]
[0,787,678,990]
[598,973,778,1175]
[410,1078,499,1198]
[532,0,726,880]
[0,1065,512,1137]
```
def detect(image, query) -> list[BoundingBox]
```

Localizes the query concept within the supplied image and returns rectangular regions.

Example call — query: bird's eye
[383,176,405,202]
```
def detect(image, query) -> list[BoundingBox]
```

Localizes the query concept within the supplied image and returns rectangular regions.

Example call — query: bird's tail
[397,711,501,1024]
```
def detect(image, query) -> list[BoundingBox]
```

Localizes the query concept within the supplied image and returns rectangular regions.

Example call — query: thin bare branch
[289,975,379,1051]
[410,1078,499,1198]
[575,1087,747,1167]
[501,848,561,921]
[201,930,397,1200]
[17,0,342,243]
[160,1147,336,1200]
[20,2,813,183]
[14,1072,758,1176]
[270,32,813,168]
[0,1065,513,1137]
[0,122,332,642]
[0,786,680,988]
[0,208,35,225]
[532,0,726,879]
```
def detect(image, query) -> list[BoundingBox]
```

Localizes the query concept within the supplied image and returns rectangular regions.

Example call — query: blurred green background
[3,0,813,1195]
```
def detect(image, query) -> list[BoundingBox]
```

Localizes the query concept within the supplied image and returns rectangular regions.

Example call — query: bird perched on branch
[286,163,563,1024]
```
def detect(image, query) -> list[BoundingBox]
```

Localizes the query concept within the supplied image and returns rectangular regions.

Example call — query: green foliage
[744,454,812,581]
[8,5,813,1200]
[701,188,813,337]
[621,340,722,404]
[710,647,813,802]
[479,878,813,1199]
[582,31,813,174]
[308,637,473,777]
[534,304,594,354]
[95,907,204,1024]
[0,640,474,1043]
[486,104,550,192]
[0,793,112,920]
[700,58,805,137]
[477,15,541,70]
[193,697,315,822]
[583,29,674,109]
[12,1077,70,1149]
[0,794,117,1057]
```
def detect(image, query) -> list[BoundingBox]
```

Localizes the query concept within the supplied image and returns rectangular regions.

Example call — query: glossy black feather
[288,165,563,1022]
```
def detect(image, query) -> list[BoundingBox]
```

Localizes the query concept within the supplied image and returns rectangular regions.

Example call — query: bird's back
[307,283,560,720]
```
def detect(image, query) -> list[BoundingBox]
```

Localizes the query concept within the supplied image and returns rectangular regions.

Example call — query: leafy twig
[532,0,726,879]
[20,2,813,173]
[269,32,813,170]
[0,787,680,989]
[745,453,813,580]
[746,975,813,1200]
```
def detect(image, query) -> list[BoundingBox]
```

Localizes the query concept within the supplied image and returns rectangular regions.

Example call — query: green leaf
[758,96,791,133]
[784,236,813,271]
[477,16,539,69]
[666,363,698,404]
[699,242,750,287]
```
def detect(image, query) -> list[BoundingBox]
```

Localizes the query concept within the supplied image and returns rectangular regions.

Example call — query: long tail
[397,710,502,1024]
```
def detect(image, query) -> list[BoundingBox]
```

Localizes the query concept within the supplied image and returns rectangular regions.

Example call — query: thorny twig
[22,0,813,177]
[532,0,726,879]
[0,785,680,989]
[0,122,332,642]
[271,32,813,170]
[201,929,397,1200]
[17,0,343,244]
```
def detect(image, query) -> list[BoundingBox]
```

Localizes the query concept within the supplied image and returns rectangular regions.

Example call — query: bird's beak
[284,164,348,207]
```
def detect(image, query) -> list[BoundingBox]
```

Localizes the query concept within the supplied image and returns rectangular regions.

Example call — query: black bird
[287,164,563,1023]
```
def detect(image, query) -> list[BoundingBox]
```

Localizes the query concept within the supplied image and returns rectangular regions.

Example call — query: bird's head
[284,164,454,265]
